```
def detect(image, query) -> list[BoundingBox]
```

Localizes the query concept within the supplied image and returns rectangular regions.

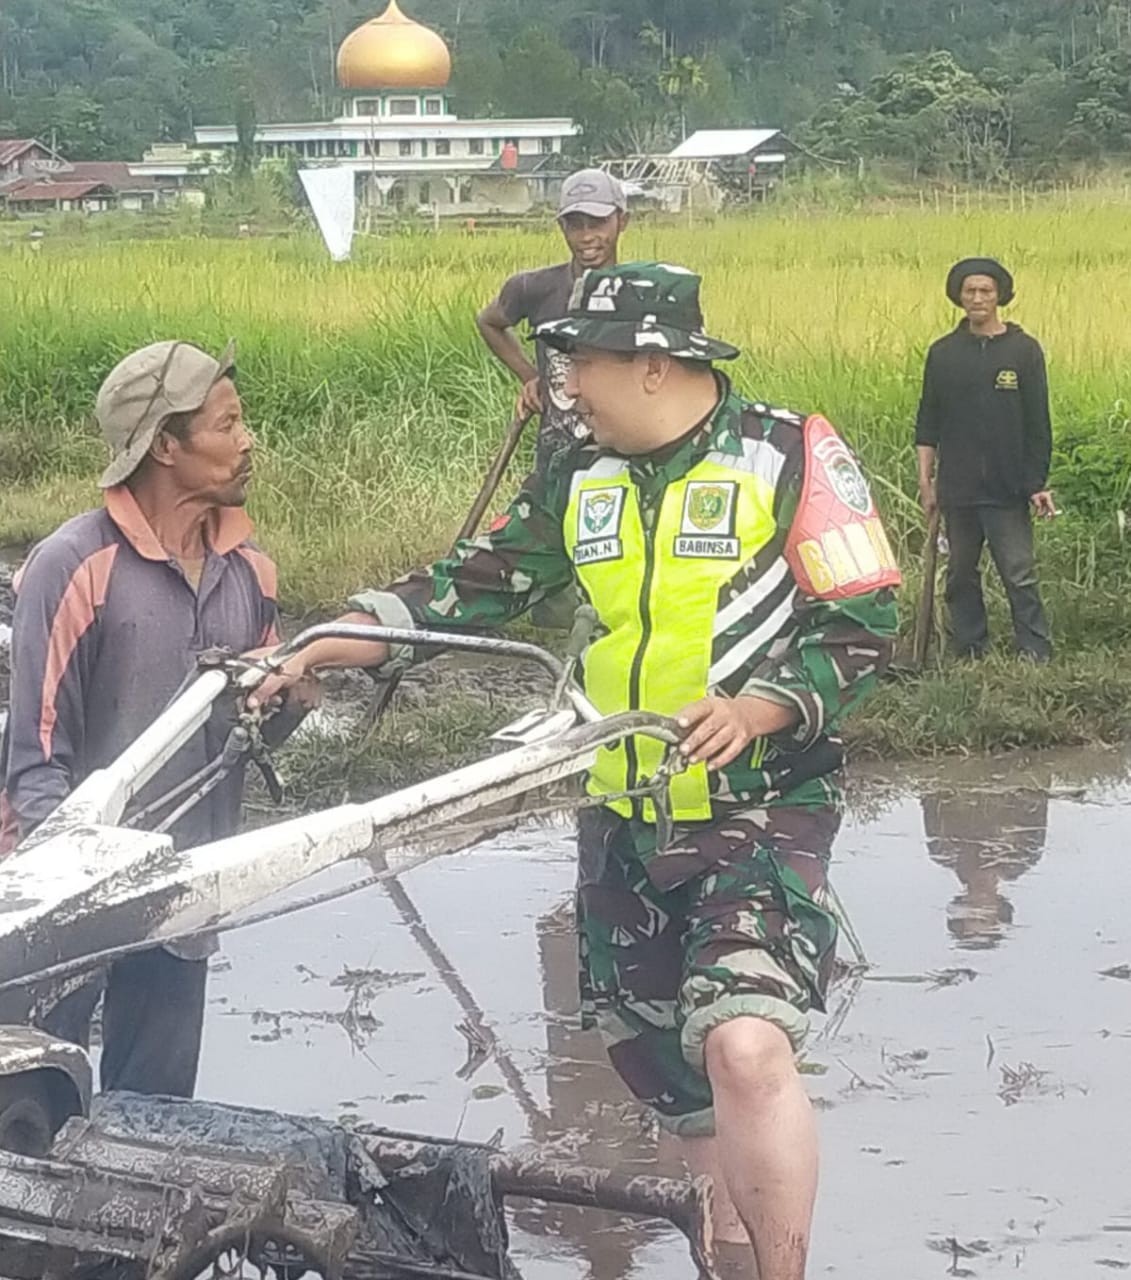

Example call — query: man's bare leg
[703,1015,817,1280]
[670,1131,758,1278]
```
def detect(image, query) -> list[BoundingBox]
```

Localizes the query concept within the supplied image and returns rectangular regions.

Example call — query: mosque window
[399,139,414,157]
[389,98,418,116]
[435,139,451,157]
[469,138,484,156]
[356,98,381,116]
[418,182,431,204]
[424,98,443,116]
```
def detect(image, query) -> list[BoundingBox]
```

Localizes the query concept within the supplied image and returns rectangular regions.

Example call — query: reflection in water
[195,748,1131,1278]
[510,899,670,1280]
[512,779,1055,1272]
[920,785,1048,949]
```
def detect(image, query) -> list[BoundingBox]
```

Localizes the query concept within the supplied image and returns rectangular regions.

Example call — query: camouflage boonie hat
[536,262,740,362]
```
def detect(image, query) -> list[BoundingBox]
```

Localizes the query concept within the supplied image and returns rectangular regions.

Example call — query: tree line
[2,0,1130,179]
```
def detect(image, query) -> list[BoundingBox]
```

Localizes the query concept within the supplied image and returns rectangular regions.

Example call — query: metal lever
[550,604,599,712]
[251,744,285,804]
[648,744,686,852]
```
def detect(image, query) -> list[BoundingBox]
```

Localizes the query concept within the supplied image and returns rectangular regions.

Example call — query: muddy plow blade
[0,708,680,1009]
[0,626,715,1276]
[0,1095,715,1279]
[0,625,682,1006]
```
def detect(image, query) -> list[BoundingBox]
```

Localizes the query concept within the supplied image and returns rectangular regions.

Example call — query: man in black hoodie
[915,258,1054,661]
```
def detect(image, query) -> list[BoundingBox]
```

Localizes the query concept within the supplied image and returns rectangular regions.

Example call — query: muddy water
[114,746,1129,1279]
[5,532,1127,1277]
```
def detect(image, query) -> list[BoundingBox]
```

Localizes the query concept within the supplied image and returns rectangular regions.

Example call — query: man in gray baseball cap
[557,167,628,220]
[476,166,630,475]
[2,338,315,1099]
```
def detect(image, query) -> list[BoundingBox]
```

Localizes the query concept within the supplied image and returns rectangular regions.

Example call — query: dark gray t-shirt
[495,262,587,470]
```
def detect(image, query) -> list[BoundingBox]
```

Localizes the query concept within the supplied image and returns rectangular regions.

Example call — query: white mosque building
[184,0,580,216]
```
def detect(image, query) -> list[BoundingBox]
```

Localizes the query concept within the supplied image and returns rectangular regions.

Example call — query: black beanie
[946,257,1015,307]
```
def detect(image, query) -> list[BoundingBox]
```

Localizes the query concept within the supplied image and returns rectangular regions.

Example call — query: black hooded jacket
[915,321,1052,507]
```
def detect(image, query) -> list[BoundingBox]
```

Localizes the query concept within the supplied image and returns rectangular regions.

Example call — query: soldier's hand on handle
[243,615,391,710]
[242,648,311,711]
[518,377,543,416]
[284,673,323,713]
[1030,490,1057,519]
[677,695,799,771]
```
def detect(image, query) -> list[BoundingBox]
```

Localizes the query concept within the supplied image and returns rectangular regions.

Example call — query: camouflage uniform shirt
[353,374,898,885]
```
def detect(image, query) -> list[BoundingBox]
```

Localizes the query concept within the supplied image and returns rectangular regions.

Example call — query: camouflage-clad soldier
[254,264,900,1280]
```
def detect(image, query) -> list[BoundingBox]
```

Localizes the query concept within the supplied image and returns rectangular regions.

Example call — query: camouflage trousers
[576,802,841,1137]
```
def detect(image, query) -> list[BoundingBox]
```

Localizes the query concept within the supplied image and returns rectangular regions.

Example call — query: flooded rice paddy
[127,748,1131,1278]
[5,545,1131,1275]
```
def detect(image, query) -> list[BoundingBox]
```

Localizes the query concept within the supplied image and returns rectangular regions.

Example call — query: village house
[0,142,171,213]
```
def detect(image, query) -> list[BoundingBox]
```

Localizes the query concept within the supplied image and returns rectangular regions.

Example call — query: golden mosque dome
[336,0,452,91]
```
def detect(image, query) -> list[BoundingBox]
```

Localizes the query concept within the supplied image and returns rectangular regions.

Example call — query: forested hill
[2,0,1130,178]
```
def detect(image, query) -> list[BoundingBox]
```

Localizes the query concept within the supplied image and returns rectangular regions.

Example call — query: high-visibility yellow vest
[563,453,779,822]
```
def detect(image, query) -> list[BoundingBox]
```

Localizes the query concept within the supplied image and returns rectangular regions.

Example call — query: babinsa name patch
[675,480,739,559]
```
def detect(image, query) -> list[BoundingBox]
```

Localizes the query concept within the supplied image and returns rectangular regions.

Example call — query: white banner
[299,167,356,262]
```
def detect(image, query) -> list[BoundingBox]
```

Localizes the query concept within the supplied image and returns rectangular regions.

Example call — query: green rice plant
[1,186,1129,634]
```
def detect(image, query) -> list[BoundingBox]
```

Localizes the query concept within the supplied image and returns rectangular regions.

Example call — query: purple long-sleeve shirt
[0,486,279,857]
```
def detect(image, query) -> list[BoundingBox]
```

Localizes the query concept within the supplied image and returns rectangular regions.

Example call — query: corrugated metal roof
[2,162,160,197]
[8,181,113,202]
[0,139,50,167]
[669,129,781,159]
[67,161,159,189]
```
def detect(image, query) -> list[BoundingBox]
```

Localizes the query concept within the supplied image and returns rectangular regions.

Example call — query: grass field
[2,191,1131,756]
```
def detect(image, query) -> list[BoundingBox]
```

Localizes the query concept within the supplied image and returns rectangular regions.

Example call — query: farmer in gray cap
[0,340,315,1096]
[476,167,629,473]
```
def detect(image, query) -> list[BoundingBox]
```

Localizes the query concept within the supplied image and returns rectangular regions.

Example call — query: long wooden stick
[354,409,548,1134]
[912,507,941,669]
[455,409,534,544]
[361,409,534,728]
